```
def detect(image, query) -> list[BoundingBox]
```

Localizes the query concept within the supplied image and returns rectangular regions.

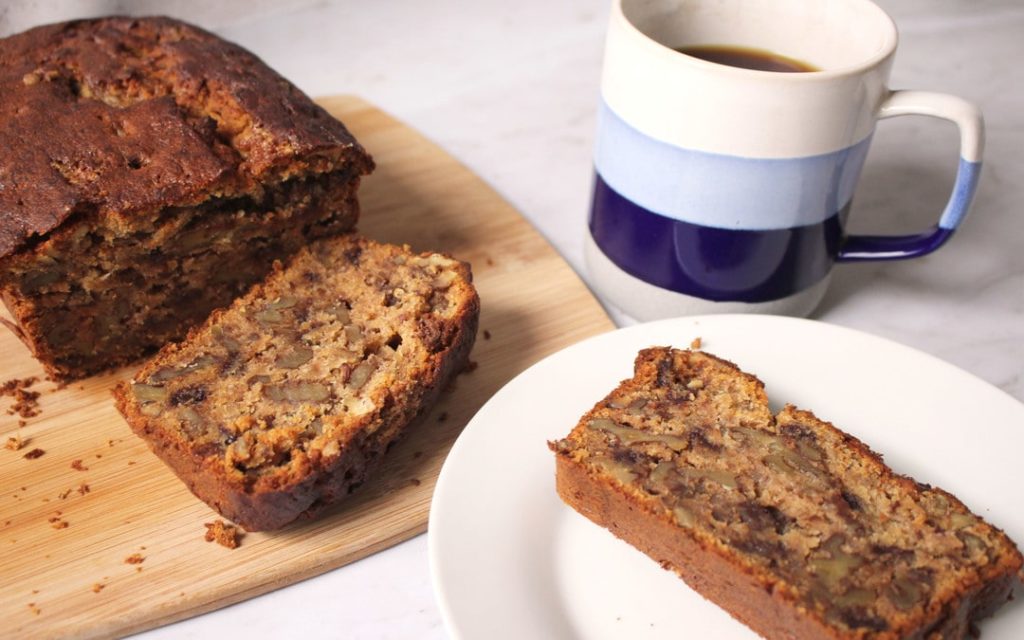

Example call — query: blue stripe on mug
[594,99,872,230]
[837,157,980,261]
[939,157,981,230]
[589,173,844,302]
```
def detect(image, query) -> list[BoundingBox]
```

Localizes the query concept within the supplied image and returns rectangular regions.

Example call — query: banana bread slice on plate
[115,234,478,531]
[0,17,373,380]
[551,347,1022,639]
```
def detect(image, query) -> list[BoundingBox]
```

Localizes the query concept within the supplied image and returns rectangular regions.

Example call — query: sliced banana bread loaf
[114,234,478,531]
[551,348,1022,639]
[0,17,373,380]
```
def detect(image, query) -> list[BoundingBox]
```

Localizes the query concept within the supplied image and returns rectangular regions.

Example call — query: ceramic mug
[585,0,984,320]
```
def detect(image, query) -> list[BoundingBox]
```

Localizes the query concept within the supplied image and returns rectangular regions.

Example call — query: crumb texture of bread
[551,348,1023,640]
[115,234,479,531]
[0,16,374,379]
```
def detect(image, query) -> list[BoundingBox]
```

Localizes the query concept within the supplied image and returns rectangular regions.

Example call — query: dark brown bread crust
[555,454,845,639]
[555,454,1020,640]
[114,235,479,531]
[0,16,372,257]
[0,17,374,379]
[551,348,1022,639]
[137,327,474,532]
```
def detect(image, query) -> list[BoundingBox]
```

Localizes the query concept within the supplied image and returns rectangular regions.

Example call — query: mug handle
[837,90,984,262]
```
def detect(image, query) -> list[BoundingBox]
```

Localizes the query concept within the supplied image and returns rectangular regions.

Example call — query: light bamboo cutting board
[0,95,613,639]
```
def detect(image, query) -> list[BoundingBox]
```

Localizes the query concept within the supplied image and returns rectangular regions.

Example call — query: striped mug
[586,0,984,320]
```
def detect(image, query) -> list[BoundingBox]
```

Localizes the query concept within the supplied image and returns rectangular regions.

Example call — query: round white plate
[428,315,1024,639]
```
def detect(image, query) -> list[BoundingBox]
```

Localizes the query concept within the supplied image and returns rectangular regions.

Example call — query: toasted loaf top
[0,16,373,258]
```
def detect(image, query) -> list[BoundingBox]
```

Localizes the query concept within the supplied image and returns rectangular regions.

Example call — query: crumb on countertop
[204,520,242,549]
[5,435,24,451]
[690,336,702,349]
[124,553,145,565]
[91,583,104,593]
[482,329,491,340]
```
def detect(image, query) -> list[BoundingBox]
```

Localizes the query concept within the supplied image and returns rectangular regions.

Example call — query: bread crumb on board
[204,520,242,549]
[124,553,145,565]
[22,448,45,460]
[5,435,24,451]
[1,377,42,419]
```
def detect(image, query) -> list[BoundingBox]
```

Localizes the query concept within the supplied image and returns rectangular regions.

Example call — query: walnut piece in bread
[551,348,1022,639]
[0,17,373,380]
[115,235,479,531]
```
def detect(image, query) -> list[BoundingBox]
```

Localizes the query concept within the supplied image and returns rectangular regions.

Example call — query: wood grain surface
[0,95,613,639]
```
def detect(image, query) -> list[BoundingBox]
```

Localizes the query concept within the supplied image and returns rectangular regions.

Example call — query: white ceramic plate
[428,315,1024,639]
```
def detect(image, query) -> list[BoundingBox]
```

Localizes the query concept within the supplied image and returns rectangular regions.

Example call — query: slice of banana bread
[0,17,373,380]
[551,348,1022,639]
[114,234,478,531]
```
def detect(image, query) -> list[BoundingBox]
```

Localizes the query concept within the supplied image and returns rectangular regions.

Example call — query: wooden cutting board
[0,95,613,639]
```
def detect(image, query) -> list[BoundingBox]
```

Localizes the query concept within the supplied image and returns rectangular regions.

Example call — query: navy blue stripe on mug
[588,172,845,302]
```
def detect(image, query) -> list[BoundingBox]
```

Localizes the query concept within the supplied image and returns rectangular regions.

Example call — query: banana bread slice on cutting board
[116,234,478,531]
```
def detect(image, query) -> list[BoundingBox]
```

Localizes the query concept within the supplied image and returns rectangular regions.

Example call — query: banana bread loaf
[114,234,478,530]
[0,17,374,380]
[551,348,1022,639]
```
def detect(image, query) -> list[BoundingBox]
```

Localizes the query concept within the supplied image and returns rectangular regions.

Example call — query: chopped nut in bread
[551,347,1022,639]
[115,235,479,531]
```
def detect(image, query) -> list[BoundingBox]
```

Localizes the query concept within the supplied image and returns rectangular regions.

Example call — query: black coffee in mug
[587,0,985,320]
[675,45,818,73]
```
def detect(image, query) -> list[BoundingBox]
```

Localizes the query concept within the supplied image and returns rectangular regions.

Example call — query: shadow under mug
[585,0,984,321]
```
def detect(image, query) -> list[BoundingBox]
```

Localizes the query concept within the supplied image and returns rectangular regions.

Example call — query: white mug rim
[613,0,898,82]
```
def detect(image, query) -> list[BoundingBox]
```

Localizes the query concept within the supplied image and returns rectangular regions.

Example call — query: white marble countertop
[7,0,1021,637]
